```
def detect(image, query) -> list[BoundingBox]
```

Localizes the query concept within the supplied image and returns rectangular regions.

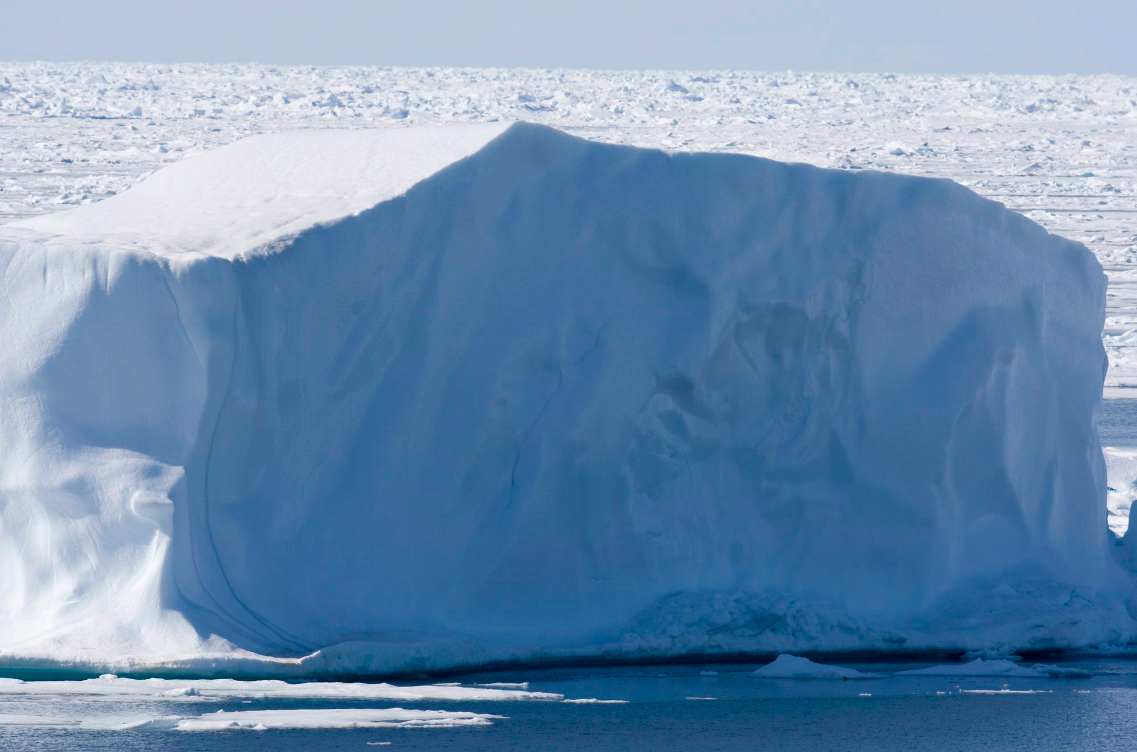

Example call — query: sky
[3,0,1136,75]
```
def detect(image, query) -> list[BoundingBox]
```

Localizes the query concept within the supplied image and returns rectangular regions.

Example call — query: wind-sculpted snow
[0,123,1131,676]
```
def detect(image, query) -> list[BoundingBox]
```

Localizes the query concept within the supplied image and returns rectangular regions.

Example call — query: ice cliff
[0,123,1131,676]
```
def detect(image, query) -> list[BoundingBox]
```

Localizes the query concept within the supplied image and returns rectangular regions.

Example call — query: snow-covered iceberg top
[751,655,883,680]
[0,122,1130,676]
[7,125,511,259]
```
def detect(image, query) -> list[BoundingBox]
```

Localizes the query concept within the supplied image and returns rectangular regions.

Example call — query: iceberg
[895,658,1091,678]
[0,122,1131,675]
[751,655,883,680]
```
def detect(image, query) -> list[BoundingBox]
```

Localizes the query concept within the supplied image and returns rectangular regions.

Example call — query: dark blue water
[4,661,1137,751]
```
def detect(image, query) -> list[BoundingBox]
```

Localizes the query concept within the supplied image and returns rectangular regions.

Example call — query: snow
[129,708,506,731]
[0,675,562,702]
[0,707,505,731]
[8,125,509,259]
[0,117,1132,675]
[751,655,884,680]
[960,689,1052,695]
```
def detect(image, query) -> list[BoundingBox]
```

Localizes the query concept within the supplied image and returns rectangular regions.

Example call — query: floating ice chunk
[0,677,562,702]
[897,659,1091,678]
[120,708,506,731]
[960,646,1022,662]
[751,655,884,680]
[562,698,630,704]
[0,708,504,731]
[960,689,1052,696]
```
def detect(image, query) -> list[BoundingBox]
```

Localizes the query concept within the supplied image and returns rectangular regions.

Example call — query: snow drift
[0,122,1131,676]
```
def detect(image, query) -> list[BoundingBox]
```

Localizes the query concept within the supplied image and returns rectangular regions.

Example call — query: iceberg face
[0,122,1128,674]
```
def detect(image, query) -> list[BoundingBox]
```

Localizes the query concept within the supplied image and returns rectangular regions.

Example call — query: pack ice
[0,122,1132,676]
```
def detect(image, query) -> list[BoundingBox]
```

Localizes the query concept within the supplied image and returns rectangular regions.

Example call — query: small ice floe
[121,708,506,731]
[685,696,716,701]
[751,655,884,680]
[1,708,505,731]
[472,682,529,689]
[0,676,562,702]
[858,693,872,697]
[562,698,629,704]
[960,689,1053,696]
[367,743,392,746]
[896,658,1090,678]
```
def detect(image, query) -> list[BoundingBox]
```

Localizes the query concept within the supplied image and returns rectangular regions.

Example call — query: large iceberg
[0,123,1131,676]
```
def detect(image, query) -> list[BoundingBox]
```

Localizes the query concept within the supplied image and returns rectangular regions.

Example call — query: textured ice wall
[0,123,1128,674]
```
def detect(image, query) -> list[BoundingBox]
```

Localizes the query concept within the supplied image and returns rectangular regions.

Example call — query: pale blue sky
[3,0,1135,74]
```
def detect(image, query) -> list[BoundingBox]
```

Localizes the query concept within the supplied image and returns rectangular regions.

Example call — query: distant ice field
[5,63,1137,536]
[2,63,1136,390]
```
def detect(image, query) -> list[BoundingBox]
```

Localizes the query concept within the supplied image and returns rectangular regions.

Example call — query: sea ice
[123,708,506,731]
[751,655,884,680]
[0,707,506,732]
[896,658,1091,678]
[0,676,562,702]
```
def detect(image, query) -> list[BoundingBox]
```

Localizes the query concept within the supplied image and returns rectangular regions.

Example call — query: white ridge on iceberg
[751,655,884,680]
[0,122,1132,676]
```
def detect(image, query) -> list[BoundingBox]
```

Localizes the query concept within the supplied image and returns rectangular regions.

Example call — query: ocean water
[4,660,1137,751]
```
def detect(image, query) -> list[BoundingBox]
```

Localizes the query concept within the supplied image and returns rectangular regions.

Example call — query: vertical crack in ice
[189,281,316,655]
[502,366,565,525]
[155,262,205,379]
